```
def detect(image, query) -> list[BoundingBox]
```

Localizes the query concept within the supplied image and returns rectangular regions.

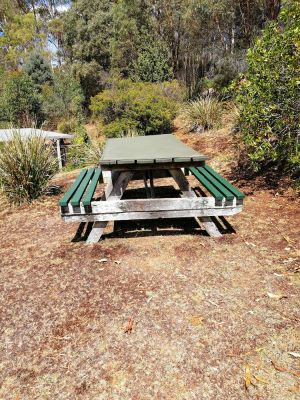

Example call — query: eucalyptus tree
[63,0,113,100]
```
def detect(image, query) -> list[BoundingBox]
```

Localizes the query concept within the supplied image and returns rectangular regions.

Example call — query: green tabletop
[100,134,208,166]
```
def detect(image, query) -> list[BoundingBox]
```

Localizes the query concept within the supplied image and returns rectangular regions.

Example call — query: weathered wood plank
[149,170,155,198]
[101,160,205,172]
[89,197,216,213]
[169,168,191,192]
[102,170,119,199]
[84,171,134,243]
[63,206,243,223]
[200,216,222,237]
[86,221,107,244]
[107,171,134,199]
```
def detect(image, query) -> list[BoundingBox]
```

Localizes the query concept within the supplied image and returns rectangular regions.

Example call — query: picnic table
[60,134,245,243]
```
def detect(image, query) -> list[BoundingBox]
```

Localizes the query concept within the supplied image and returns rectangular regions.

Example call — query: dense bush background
[0,0,298,181]
[235,1,300,175]
[90,80,182,137]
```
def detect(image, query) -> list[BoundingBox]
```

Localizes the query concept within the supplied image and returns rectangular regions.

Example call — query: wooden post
[149,170,155,198]
[56,139,63,171]
[85,171,134,244]
[169,168,222,237]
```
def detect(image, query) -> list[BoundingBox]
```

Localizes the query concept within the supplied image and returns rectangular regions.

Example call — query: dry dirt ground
[0,120,299,400]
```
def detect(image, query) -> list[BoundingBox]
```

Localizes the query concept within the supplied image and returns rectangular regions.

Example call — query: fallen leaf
[98,258,108,263]
[188,315,203,327]
[253,374,269,384]
[267,292,287,300]
[244,365,251,390]
[271,360,300,378]
[124,318,133,333]
[288,352,300,358]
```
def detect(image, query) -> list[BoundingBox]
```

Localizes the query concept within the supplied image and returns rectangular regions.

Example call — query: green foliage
[41,70,84,127]
[63,0,112,99]
[23,53,52,90]
[65,140,103,171]
[0,131,57,204]
[235,1,300,174]
[181,97,223,131]
[57,118,79,134]
[0,72,41,126]
[57,119,88,143]
[83,140,103,166]
[134,41,173,83]
[0,13,45,70]
[90,79,180,137]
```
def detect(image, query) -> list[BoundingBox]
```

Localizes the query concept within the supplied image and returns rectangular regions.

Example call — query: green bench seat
[190,165,245,203]
[59,167,102,211]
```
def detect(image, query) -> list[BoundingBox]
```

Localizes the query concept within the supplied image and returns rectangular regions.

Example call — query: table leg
[86,221,107,244]
[143,173,151,198]
[169,168,222,237]
[149,170,155,198]
[102,170,120,199]
[86,171,134,244]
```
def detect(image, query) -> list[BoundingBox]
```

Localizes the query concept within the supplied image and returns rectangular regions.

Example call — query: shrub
[41,70,84,128]
[83,140,103,166]
[57,118,79,134]
[65,140,103,170]
[133,41,173,83]
[181,97,223,131]
[1,72,41,126]
[57,119,88,143]
[0,131,57,204]
[90,79,179,137]
[23,53,52,90]
[235,0,300,174]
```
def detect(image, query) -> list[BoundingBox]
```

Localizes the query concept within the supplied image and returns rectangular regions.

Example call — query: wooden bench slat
[59,169,88,207]
[70,168,95,206]
[82,168,102,206]
[204,165,245,200]
[197,167,234,201]
[190,167,224,201]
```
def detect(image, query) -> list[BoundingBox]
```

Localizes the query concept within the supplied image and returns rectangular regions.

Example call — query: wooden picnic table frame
[61,135,244,243]
[62,166,243,243]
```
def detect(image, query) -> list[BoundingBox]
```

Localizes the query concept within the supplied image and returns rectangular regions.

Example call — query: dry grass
[0,118,299,399]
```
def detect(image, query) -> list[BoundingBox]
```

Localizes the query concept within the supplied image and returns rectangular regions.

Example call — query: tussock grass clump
[0,131,57,204]
[83,140,103,166]
[181,97,223,132]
